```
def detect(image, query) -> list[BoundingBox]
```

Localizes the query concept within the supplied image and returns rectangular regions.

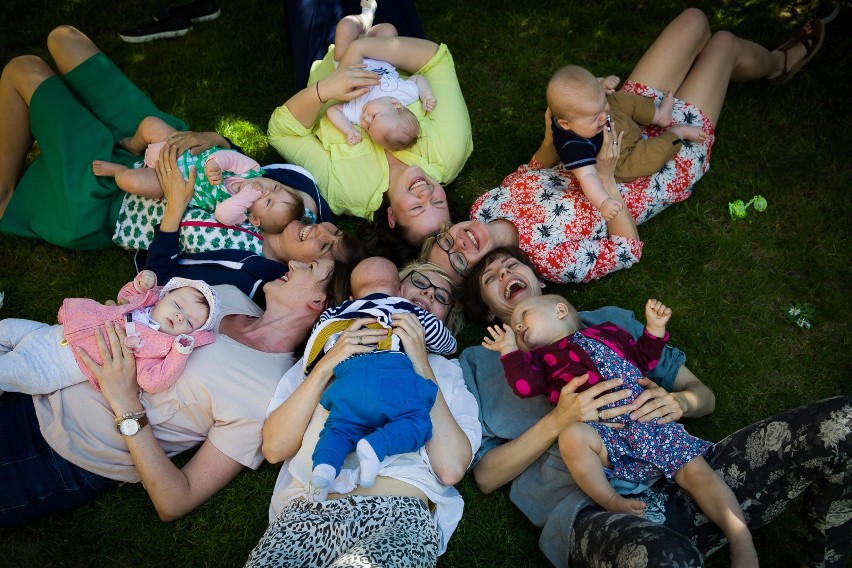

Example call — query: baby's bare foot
[671,125,707,143]
[604,494,646,516]
[652,91,675,127]
[92,160,127,178]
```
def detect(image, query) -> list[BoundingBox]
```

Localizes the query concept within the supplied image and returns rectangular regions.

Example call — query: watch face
[119,418,140,436]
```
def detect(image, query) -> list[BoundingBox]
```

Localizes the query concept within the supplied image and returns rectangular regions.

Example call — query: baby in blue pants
[302,257,457,501]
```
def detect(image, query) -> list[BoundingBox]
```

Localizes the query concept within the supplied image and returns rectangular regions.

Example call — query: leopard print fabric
[244,495,438,568]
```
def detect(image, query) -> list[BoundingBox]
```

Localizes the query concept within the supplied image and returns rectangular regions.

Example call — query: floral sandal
[769,18,826,84]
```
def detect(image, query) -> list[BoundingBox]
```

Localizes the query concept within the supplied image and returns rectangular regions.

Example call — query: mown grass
[1,0,850,566]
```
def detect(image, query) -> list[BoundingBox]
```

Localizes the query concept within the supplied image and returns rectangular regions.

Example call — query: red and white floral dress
[470,82,715,283]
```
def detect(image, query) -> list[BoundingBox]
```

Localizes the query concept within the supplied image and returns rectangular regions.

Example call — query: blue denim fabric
[0,392,115,527]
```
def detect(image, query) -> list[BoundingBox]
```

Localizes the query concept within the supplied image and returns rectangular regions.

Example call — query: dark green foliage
[1,1,849,566]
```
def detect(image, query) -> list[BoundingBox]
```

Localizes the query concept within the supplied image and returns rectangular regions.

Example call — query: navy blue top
[551,118,602,170]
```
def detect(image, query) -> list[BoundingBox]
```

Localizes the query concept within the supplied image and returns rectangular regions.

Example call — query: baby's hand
[645,299,672,338]
[135,270,157,292]
[204,158,223,186]
[599,197,623,221]
[482,324,519,355]
[421,94,437,113]
[174,334,195,354]
[346,129,362,145]
[599,75,620,95]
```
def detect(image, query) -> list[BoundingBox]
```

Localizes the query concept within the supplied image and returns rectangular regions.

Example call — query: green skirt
[0,52,187,250]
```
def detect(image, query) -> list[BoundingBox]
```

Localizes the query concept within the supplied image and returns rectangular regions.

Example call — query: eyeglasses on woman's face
[404,270,455,306]
[435,232,468,277]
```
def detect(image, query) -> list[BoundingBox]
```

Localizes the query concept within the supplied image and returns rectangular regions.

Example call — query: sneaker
[119,16,192,43]
[153,0,221,23]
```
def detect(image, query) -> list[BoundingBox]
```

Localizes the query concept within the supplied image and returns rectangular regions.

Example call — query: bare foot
[603,494,646,516]
[651,91,674,127]
[670,124,707,143]
[116,136,145,156]
[92,160,128,178]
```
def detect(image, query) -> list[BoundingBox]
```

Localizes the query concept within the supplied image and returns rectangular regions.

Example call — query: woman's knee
[677,7,710,36]
[1,56,54,98]
[46,25,86,54]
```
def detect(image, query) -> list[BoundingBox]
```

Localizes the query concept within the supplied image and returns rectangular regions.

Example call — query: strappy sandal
[769,18,826,85]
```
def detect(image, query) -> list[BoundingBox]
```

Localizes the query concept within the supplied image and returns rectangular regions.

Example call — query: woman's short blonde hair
[398,260,464,335]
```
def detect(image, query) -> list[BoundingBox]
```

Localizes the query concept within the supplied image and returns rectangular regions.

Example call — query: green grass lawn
[2,0,850,566]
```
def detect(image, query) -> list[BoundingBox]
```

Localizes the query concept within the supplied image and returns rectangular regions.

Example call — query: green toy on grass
[728,195,768,220]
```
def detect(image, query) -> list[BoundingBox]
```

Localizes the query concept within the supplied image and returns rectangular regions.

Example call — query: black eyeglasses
[435,232,468,277]
[405,271,455,306]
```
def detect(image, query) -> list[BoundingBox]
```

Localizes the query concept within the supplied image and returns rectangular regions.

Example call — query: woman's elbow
[472,467,498,495]
[434,463,467,486]
[154,501,189,522]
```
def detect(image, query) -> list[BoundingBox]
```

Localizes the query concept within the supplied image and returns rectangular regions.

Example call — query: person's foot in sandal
[767,19,825,84]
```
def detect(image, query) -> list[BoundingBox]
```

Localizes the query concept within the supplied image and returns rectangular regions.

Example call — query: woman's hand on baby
[167,130,225,156]
[318,64,380,103]
[77,321,143,416]
[318,318,387,373]
[156,142,195,209]
[597,126,624,181]
[391,313,432,372]
[482,324,518,355]
[630,378,684,424]
[551,376,630,432]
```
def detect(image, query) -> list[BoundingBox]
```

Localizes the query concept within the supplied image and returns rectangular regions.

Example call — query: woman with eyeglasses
[247,258,479,566]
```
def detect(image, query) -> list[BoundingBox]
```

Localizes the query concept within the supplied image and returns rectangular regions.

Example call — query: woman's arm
[596,128,639,240]
[392,313,470,485]
[283,65,379,129]
[629,366,715,424]
[341,36,438,74]
[155,143,195,232]
[261,319,389,463]
[167,130,232,156]
[78,321,244,521]
[473,376,631,494]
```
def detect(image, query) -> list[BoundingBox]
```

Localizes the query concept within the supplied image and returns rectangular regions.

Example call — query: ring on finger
[166,168,172,172]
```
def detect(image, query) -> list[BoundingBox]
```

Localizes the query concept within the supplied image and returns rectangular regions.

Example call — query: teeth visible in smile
[504,279,527,299]
[465,229,478,248]
[409,179,428,191]
[299,225,310,241]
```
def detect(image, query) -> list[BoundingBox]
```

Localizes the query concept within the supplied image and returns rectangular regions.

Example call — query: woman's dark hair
[321,260,354,309]
[361,193,419,266]
[464,245,540,323]
[338,232,367,266]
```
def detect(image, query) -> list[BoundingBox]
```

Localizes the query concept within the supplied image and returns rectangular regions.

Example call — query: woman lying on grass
[425,8,826,285]
[459,245,851,568]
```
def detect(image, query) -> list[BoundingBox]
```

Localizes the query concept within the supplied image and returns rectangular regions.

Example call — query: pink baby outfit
[58,279,214,393]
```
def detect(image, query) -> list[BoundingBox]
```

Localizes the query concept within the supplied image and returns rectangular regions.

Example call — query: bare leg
[114,168,163,199]
[626,8,712,95]
[559,423,646,516]
[46,25,100,76]
[334,16,367,62]
[120,115,176,155]
[675,457,758,568]
[0,56,54,220]
[92,160,128,178]
[365,23,397,38]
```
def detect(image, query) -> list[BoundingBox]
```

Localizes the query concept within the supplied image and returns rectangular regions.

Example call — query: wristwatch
[117,414,149,436]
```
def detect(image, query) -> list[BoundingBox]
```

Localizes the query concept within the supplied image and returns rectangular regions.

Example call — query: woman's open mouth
[298,225,311,241]
[408,178,428,192]
[504,279,527,299]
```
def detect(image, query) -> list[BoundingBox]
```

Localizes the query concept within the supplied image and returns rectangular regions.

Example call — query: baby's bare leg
[651,91,675,127]
[92,160,128,178]
[121,115,176,155]
[113,168,164,199]
[675,457,758,568]
[334,16,366,62]
[559,423,646,516]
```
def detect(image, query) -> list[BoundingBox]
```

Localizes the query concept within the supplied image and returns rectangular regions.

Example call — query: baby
[302,256,456,502]
[547,65,707,220]
[483,295,758,568]
[0,271,219,396]
[93,116,318,232]
[325,14,436,150]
